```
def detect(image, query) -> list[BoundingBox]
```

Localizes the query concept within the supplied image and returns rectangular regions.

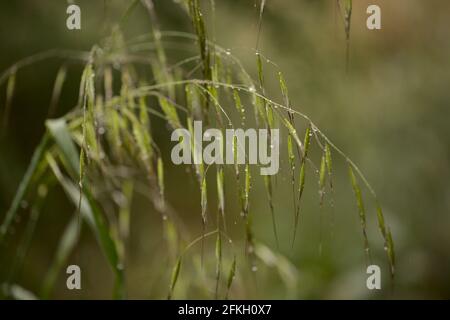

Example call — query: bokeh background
[0,0,449,299]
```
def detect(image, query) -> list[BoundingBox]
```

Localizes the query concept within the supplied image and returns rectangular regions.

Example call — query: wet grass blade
[386,227,395,280]
[244,164,251,217]
[201,176,208,224]
[0,133,49,241]
[343,0,353,71]
[200,174,208,264]
[1,69,16,135]
[278,71,290,109]
[188,0,211,82]
[46,120,124,298]
[287,133,297,218]
[325,143,333,188]
[214,232,222,299]
[256,0,267,51]
[348,164,370,264]
[157,156,165,202]
[225,255,236,299]
[292,125,311,247]
[264,175,279,248]
[319,153,327,205]
[48,65,67,117]
[41,216,78,299]
[282,118,303,153]
[123,108,153,171]
[46,119,79,176]
[233,89,245,125]
[159,97,181,129]
[5,285,37,300]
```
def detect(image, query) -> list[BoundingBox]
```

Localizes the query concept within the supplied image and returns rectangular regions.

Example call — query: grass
[0,0,394,299]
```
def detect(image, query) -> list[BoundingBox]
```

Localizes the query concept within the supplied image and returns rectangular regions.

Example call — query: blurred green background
[1,0,449,299]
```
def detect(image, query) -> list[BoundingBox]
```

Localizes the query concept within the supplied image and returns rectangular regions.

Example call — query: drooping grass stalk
[1,68,16,136]
[337,0,352,71]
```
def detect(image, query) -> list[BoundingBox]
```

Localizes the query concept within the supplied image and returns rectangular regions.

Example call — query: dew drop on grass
[251,266,258,272]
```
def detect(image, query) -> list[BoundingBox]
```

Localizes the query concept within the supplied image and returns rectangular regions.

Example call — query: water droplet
[225,49,231,56]
[162,215,168,221]
[251,266,258,272]
[248,86,256,93]
[98,127,106,135]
